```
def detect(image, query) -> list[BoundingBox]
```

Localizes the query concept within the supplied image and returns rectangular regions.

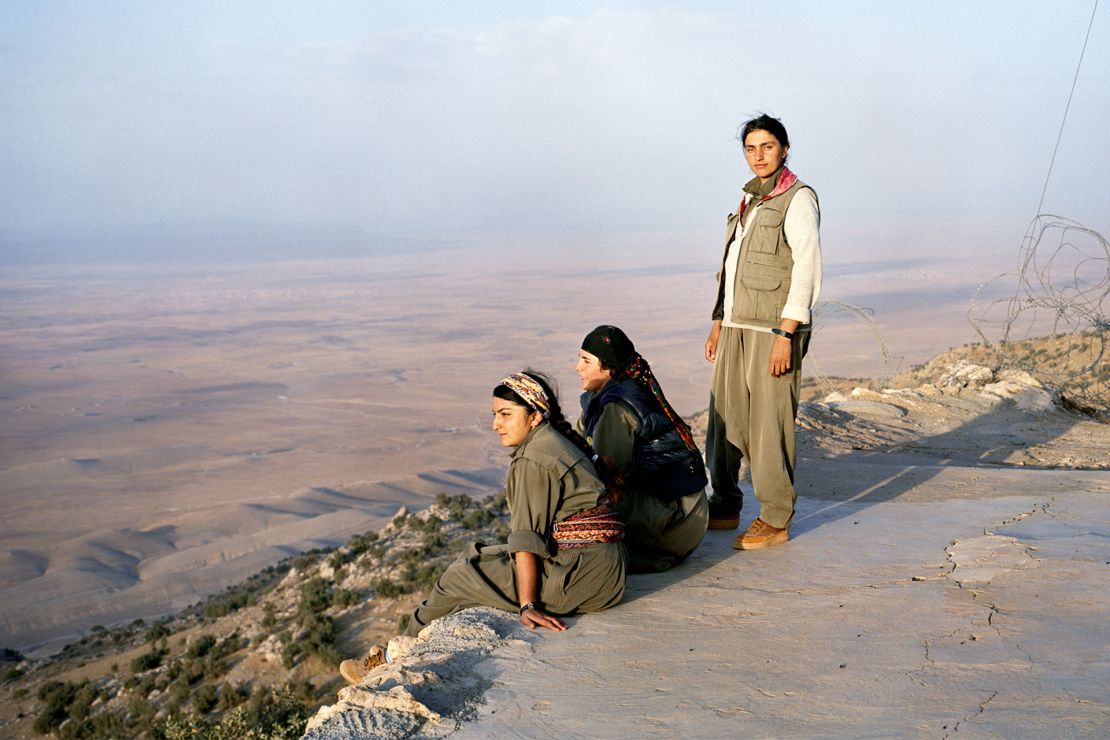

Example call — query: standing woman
[340,371,626,684]
[576,325,709,573]
[704,113,822,549]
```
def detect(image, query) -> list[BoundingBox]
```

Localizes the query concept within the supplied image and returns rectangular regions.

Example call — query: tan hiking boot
[734,518,789,550]
[339,645,386,684]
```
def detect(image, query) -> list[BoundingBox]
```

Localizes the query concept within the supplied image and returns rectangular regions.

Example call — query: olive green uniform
[579,404,708,573]
[406,422,626,635]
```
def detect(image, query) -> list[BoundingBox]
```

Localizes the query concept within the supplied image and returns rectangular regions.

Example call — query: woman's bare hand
[705,320,722,362]
[769,336,793,377]
[520,608,567,631]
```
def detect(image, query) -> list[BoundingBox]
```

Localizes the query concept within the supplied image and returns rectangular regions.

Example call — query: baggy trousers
[705,325,809,530]
[405,540,625,636]
[617,488,709,573]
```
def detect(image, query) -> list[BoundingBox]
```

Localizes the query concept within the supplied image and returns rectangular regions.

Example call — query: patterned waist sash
[551,502,624,550]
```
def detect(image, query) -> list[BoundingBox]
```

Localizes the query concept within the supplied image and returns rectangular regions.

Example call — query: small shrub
[348,531,380,555]
[167,676,191,708]
[261,602,277,630]
[77,710,126,738]
[180,656,206,685]
[194,683,219,713]
[331,588,360,608]
[483,491,509,512]
[34,680,82,733]
[299,614,341,666]
[401,562,445,591]
[217,682,249,712]
[298,577,333,617]
[203,589,252,620]
[127,692,152,719]
[185,634,217,659]
[213,632,245,660]
[146,623,171,644]
[130,648,165,674]
[213,684,311,739]
[64,682,99,726]
[422,530,446,551]
[374,578,403,598]
[281,642,300,669]
[435,493,474,519]
[328,550,352,570]
[461,508,493,530]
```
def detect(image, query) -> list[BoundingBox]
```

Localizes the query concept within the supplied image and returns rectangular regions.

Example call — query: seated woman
[339,370,627,684]
[575,325,709,573]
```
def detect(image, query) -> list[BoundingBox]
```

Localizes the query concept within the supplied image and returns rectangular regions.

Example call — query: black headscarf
[581,325,637,371]
[579,325,698,451]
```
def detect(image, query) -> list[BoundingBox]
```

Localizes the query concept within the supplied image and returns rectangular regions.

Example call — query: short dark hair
[739,113,790,150]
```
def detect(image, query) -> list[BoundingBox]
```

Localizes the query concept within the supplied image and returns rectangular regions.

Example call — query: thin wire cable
[962,1,1107,414]
[1035,0,1099,215]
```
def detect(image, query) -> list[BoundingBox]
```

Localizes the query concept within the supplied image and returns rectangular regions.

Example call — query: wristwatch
[771,327,795,340]
[519,601,539,614]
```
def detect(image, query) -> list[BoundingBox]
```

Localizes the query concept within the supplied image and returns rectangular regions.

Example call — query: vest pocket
[745,251,792,271]
[740,252,791,290]
[739,270,781,291]
[736,266,791,321]
[749,209,784,253]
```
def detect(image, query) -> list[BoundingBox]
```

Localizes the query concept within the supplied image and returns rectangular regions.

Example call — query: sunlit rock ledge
[303,608,519,739]
[302,361,1110,737]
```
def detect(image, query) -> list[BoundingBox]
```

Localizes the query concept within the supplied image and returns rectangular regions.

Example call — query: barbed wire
[968,214,1109,410]
[807,299,897,395]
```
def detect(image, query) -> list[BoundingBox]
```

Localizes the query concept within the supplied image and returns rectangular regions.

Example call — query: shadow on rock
[791,362,1101,538]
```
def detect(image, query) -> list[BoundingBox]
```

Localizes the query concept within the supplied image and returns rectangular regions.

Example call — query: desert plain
[0,251,1020,656]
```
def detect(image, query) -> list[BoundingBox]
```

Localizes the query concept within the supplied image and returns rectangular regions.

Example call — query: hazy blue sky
[1,1,1106,266]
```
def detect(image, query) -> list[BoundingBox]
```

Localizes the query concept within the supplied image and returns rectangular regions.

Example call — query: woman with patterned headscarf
[339,370,626,685]
[576,325,709,572]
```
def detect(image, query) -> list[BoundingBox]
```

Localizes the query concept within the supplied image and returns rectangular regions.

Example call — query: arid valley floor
[0,254,1028,656]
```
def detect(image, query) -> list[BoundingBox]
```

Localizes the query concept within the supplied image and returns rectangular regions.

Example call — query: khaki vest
[713,179,814,329]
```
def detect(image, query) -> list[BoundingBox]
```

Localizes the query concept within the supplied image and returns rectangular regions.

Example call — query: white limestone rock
[936,361,995,394]
[980,380,1059,412]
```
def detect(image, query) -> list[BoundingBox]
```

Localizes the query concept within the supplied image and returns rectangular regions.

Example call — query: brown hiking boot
[707,514,741,530]
[339,645,386,684]
[734,518,789,550]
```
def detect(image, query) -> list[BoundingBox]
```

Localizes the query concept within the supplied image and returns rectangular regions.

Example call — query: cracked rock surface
[456,491,1108,738]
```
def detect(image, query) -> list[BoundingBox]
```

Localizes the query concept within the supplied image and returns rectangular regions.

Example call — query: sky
[1,1,1107,267]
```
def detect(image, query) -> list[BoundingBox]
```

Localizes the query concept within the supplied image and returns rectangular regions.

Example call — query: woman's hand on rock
[520,608,567,631]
